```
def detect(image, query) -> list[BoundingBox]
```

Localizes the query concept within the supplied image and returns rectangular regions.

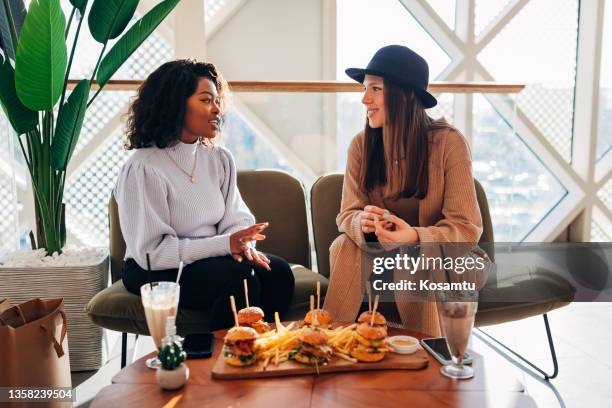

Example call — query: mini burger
[223,326,258,367]
[304,309,333,329]
[357,310,387,327]
[350,323,390,363]
[290,328,333,365]
[238,306,271,334]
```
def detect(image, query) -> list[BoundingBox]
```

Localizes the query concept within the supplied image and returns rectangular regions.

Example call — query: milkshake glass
[140,282,180,369]
[436,290,478,379]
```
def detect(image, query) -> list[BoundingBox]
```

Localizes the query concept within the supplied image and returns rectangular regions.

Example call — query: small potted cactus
[156,340,189,390]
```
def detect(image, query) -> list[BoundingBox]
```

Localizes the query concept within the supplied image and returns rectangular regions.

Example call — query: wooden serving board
[211,346,429,380]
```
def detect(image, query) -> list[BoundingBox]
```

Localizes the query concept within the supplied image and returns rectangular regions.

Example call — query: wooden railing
[67,80,525,94]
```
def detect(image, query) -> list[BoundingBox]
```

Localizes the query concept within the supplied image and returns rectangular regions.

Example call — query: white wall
[207,0,334,175]
[208,0,324,80]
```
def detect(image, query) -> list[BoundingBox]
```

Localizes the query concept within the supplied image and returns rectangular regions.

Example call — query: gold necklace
[165,141,200,183]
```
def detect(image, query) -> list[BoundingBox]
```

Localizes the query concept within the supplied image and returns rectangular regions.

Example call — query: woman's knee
[329,234,358,271]
[330,233,357,256]
[265,254,295,285]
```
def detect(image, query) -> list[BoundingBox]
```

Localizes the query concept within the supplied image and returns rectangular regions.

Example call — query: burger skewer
[357,309,387,328]
[238,305,271,334]
[370,295,379,326]
[235,280,271,334]
[349,295,392,363]
[230,295,239,327]
[367,281,372,313]
[304,303,333,329]
[305,283,333,328]
[223,325,258,367]
[289,327,333,367]
[243,278,250,308]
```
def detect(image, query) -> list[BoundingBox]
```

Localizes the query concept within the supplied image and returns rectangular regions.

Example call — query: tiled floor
[72,302,612,407]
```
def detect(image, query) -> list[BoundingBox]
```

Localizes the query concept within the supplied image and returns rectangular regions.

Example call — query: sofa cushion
[475,267,575,327]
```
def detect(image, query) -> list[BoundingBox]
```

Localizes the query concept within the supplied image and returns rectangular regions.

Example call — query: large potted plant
[0,0,180,370]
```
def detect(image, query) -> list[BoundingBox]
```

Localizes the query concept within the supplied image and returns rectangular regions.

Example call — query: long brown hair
[360,79,450,199]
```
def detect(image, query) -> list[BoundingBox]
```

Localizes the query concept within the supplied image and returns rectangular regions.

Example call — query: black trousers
[122,254,295,331]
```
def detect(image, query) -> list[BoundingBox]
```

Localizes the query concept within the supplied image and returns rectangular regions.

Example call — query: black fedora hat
[346,45,437,108]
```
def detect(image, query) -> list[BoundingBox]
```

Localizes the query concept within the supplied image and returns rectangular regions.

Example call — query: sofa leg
[475,313,559,381]
[121,332,127,369]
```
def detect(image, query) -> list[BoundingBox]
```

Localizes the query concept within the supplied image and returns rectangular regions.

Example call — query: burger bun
[238,307,265,324]
[350,348,385,363]
[225,354,256,367]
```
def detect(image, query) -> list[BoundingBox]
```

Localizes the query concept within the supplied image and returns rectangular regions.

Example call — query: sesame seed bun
[237,306,265,324]
[356,323,387,340]
[357,311,387,326]
[299,328,328,346]
[225,326,258,342]
[304,309,333,327]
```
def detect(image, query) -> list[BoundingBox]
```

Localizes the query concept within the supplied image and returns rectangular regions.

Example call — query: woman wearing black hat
[323,45,488,336]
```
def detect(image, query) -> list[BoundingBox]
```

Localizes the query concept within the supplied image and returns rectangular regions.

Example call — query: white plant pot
[0,250,109,371]
[156,363,189,390]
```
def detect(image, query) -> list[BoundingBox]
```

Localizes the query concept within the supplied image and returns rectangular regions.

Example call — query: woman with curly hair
[114,60,294,330]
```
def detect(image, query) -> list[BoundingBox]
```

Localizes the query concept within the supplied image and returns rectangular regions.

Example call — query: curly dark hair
[124,59,229,149]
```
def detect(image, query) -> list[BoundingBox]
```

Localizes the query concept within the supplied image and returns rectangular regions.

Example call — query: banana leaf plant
[0,0,180,255]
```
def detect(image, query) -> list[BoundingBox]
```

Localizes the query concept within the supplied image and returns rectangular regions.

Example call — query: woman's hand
[230,222,268,257]
[230,223,271,271]
[241,246,272,271]
[374,214,419,243]
[361,205,393,233]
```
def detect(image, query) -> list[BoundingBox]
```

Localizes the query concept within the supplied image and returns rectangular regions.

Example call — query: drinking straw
[176,261,184,284]
[316,281,321,310]
[243,279,250,308]
[229,295,239,327]
[370,295,380,326]
[367,281,372,312]
[145,253,153,290]
[439,244,452,285]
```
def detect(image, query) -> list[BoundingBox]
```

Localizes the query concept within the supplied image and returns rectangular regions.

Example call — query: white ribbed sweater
[113,140,255,270]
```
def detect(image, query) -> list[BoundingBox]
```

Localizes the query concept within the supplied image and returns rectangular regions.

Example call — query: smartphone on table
[183,332,214,359]
[421,337,472,365]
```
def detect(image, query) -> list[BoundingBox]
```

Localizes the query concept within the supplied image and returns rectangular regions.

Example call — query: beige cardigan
[323,127,487,336]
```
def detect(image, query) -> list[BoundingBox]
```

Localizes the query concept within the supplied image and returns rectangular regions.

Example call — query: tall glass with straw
[140,256,182,369]
[436,289,478,379]
[435,245,479,379]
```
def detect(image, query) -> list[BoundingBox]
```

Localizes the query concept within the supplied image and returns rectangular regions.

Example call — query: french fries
[325,324,357,353]
[334,351,358,363]
[255,325,302,370]
[253,322,361,370]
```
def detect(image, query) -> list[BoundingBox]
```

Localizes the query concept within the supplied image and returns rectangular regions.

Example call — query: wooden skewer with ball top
[243,279,249,308]
[367,281,372,313]
[229,295,239,327]
[370,295,380,326]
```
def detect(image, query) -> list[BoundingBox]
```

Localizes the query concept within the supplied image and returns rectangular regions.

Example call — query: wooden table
[91,328,536,407]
